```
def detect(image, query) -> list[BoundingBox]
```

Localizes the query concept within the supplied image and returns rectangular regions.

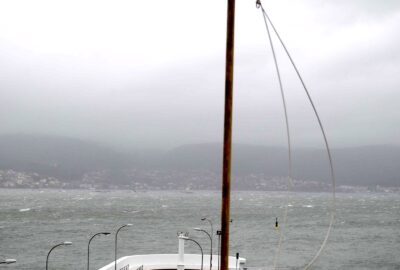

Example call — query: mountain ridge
[0,134,398,187]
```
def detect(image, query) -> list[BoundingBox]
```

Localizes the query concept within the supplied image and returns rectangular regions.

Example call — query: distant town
[1,169,399,193]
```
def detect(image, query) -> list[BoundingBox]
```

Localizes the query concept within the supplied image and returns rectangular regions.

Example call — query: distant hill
[162,143,400,186]
[0,134,132,181]
[0,134,398,187]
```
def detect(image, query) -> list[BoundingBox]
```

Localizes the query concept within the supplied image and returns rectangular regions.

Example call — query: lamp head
[102,232,111,235]
[201,217,206,221]
[4,259,16,264]
[193,227,202,231]
[126,223,133,227]
[62,241,72,246]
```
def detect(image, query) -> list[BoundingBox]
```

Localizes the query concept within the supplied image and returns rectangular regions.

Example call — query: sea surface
[0,189,399,270]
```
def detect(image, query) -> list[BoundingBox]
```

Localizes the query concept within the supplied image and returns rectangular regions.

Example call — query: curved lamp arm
[185,238,204,270]
[46,242,72,270]
[115,224,132,270]
[88,232,110,270]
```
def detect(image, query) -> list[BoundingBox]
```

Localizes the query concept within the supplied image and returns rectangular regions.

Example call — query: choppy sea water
[0,189,399,270]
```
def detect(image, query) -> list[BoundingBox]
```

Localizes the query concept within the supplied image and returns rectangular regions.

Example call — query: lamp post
[201,218,213,238]
[194,227,212,270]
[0,259,16,265]
[184,237,203,270]
[115,224,132,270]
[46,242,72,270]
[216,230,221,270]
[216,219,231,270]
[201,218,213,269]
[88,232,110,270]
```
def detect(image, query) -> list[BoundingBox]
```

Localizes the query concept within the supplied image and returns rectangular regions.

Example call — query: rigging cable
[258,2,294,269]
[256,1,337,269]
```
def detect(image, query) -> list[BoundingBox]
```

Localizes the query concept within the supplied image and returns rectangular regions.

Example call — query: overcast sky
[0,0,399,150]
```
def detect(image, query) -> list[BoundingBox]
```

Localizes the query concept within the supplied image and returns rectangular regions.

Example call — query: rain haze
[1,2,400,269]
[0,0,399,150]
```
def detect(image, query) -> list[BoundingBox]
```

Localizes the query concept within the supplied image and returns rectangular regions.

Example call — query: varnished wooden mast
[221,1,235,270]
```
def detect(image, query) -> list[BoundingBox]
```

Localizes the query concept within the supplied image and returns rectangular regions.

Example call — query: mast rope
[256,1,337,269]
[258,2,294,269]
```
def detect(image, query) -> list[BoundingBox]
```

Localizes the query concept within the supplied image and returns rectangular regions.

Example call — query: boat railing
[244,267,291,270]
[135,265,144,270]
[119,264,129,270]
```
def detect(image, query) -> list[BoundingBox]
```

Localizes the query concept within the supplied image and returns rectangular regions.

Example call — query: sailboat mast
[221,1,235,270]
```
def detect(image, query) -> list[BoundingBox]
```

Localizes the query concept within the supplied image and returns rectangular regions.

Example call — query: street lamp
[199,217,214,270]
[216,220,231,270]
[194,227,212,270]
[183,237,203,270]
[0,259,16,265]
[46,241,72,270]
[201,218,213,237]
[216,230,221,270]
[115,224,132,270]
[88,232,110,270]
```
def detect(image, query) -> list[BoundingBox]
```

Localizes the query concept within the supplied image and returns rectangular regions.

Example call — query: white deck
[98,254,246,270]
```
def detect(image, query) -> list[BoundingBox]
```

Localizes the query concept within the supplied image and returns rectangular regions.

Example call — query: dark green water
[0,189,399,269]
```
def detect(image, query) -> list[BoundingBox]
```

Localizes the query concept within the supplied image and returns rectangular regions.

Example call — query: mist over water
[1,2,399,270]
[0,189,399,269]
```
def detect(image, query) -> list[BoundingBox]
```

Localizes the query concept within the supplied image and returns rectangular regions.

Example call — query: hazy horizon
[1,132,399,153]
[1,0,399,150]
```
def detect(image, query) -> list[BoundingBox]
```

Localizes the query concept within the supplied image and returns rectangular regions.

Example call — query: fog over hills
[0,134,131,181]
[165,143,400,186]
[0,134,398,188]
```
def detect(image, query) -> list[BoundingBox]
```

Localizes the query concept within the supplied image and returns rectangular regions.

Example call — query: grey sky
[0,0,399,149]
